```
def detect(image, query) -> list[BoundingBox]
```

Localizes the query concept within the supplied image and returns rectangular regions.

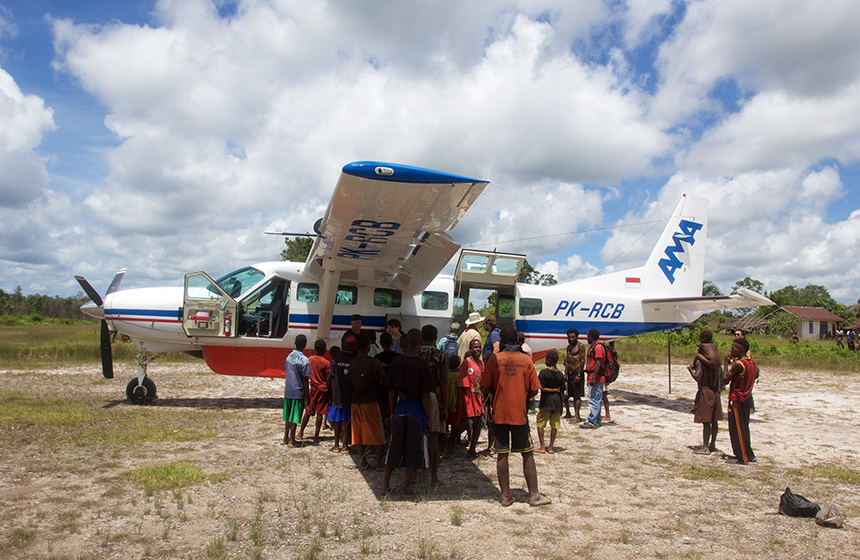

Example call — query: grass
[0,323,202,367]
[449,503,463,526]
[121,461,210,494]
[0,390,216,452]
[678,465,734,482]
[786,463,860,484]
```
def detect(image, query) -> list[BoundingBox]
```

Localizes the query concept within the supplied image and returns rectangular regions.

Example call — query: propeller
[75,269,126,380]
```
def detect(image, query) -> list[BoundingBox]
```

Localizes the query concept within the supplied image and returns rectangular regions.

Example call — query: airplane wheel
[126,377,157,404]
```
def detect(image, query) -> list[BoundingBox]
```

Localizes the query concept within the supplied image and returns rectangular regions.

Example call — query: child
[324,345,340,431]
[444,354,462,448]
[297,339,331,445]
[535,350,564,454]
[450,338,485,457]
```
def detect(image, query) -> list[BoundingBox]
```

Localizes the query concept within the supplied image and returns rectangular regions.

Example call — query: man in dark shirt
[382,329,434,499]
[418,324,448,487]
[328,336,357,453]
[348,334,386,470]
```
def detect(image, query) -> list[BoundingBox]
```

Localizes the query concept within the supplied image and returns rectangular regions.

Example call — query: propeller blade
[105,268,126,296]
[75,275,103,306]
[100,320,114,379]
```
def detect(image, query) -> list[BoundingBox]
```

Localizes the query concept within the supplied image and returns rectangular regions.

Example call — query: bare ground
[0,362,858,559]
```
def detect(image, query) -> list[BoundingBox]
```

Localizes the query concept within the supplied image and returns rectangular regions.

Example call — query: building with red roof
[782,306,845,340]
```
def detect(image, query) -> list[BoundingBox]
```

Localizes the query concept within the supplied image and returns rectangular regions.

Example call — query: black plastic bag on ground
[778,487,821,518]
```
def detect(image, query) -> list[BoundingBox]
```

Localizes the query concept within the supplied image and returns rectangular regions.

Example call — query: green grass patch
[121,461,212,493]
[0,391,92,428]
[787,463,860,484]
[0,392,216,448]
[0,324,202,367]
[614,329,860,372]
[678,465,733,482]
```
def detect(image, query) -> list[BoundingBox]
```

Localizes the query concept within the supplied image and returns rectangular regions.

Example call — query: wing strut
[315,266,341,340]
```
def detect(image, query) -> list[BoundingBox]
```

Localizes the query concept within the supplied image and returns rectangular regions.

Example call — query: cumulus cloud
[0,67,55,207]
[0,0,857,305]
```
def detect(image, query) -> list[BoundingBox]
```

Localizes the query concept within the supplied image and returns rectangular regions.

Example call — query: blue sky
[1,0,859,303]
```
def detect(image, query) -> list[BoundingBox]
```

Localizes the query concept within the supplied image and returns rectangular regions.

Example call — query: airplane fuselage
[98,260,695,378]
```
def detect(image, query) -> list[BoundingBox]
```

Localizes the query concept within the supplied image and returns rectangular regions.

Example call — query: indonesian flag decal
[626,277,641,289]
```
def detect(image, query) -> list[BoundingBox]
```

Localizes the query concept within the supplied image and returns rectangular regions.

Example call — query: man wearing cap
[342,314,370,348]
[437,322,460,355]
[723,337,757,464]
[458,312,483,361]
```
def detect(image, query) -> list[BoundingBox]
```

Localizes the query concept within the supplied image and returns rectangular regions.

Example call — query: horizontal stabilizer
[642,288,774,313]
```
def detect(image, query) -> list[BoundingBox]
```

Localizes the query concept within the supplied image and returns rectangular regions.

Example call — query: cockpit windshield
[215,267,265,299]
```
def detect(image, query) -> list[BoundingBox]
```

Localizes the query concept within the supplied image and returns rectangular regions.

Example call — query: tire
[126,377,157,404]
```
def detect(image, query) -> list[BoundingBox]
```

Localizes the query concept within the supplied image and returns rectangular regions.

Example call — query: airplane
[76,160,773,403]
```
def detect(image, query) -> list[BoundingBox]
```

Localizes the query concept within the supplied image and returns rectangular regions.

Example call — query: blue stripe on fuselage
[515,318,688,338]
[107,308,179,319]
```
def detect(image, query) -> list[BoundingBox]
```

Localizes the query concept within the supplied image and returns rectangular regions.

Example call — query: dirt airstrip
[0,362,858,559]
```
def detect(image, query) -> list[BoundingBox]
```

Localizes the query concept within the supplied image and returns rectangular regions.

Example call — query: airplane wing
[642,288,775,313]
[303,161,489,338]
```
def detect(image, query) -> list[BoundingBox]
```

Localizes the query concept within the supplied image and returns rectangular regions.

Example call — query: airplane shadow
[341,442,500,503]
[101,397,283,410]
[607,389,768,423]
[607,388,694,414]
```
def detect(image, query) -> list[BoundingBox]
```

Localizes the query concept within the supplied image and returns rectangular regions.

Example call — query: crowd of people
[281,313,762,505]
[281,312,624,505]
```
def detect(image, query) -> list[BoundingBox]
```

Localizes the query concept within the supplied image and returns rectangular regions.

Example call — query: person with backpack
[581,328,607,429]
[437,322,460,357]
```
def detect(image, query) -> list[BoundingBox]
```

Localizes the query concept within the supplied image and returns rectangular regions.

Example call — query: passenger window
[336,285,358,306]
[374,288,402,308]
[421,291,449,311]
[519,298,543,316]
[297,283,319,303]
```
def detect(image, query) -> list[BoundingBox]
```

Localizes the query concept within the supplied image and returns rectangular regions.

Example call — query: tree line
[0,287,89,323]
[702,277,860,337]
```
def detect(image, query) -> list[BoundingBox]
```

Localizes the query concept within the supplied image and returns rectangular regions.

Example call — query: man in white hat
[458,312,484,361]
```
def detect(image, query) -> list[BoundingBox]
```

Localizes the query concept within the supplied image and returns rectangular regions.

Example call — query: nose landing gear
[125,352,161,404]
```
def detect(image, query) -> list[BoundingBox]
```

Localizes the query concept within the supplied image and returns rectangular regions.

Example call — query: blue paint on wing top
[343,161,485,184]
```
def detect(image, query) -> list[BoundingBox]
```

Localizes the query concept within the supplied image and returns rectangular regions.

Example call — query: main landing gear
[125,352,161,404]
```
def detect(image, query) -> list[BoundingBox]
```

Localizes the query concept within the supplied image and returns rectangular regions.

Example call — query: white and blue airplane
[77,161,772,403]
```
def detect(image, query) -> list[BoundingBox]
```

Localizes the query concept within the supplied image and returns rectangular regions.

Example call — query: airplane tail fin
[639,195,709,298]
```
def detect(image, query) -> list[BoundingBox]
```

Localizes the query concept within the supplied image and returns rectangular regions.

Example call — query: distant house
[721,316,770,335]
[782,306,845,340]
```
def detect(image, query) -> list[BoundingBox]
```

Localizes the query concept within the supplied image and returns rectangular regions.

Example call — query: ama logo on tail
[658,219,703,284]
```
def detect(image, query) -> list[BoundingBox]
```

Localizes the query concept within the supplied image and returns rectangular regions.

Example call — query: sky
[1,0,859,304]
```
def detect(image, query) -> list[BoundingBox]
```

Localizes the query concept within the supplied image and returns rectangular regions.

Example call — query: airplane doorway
[453,250,526,329]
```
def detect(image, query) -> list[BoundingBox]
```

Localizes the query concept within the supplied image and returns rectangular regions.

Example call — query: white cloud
[651,0,860,124]
[0,67,55,207]
[0,0,857,307]
[679,87,860,175]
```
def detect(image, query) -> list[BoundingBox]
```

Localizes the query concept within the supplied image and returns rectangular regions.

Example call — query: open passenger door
[182,272,239,338]
[453,250,526,328]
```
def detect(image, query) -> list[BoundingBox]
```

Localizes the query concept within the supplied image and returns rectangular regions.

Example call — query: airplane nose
[81,300,105,320]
